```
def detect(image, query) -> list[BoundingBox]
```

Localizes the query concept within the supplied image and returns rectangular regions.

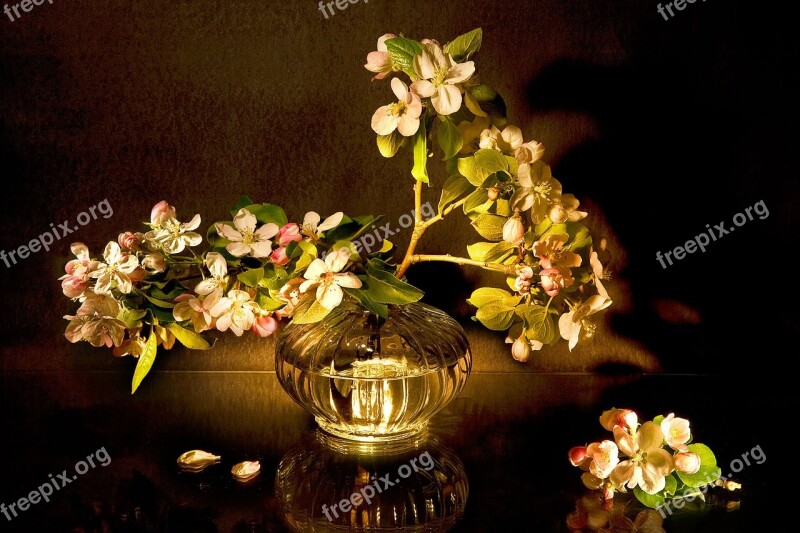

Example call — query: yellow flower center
[388,100,408,117]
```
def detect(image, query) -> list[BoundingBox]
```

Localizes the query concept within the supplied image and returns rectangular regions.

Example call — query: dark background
[1,1,797,377]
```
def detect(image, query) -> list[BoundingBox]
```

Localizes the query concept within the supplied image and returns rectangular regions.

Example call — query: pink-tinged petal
[304,258,328,281]
[614,426,638,457]
[317,282,343,310]
[334,272,362,289]
[406,94,423,118]
[248,240,273,258]
[226,242,250,258]
[255,222,279,240]
[411,79,436,98]
[317,212,344,232]
[444,61,475,84]
[325,248,349,273]
[365,51,390,73]
[150,201,176,225]
[252,315,278,337]
[397,115,420,137]
[431,85,462,116]
[376,33,396,52]
[390,77,408,100]
[215,222,243,242]
[372,106,399,135]
[181,213,202,231]
[233,209,257,233]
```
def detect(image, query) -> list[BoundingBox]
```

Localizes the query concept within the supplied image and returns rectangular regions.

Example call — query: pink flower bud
[599,408,638,431]
[502,217,525,244]
[278,223,302,247]
[61,276,87,298]
[270,247,290,267]
[118,231,141,251]
[568,446,588,467]
[674,452,701,474]
[150,201,176,225]
[487,187,500,201]
[511,337,531,362]
[251,315,278,337]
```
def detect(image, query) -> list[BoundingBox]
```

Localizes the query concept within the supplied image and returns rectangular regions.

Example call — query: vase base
[315,417,428,444]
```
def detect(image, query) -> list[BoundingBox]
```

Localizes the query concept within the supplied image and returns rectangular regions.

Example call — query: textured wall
[1,1,795,379]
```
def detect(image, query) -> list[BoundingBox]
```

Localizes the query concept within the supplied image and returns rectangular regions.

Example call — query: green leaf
[457,149,509,186]
[364,259,424,305]
[144,294,175,309]
[443,28,483,62]
[345,287,389,320]
[520,305,557,344]
[677,443,722,488]
[463,188,491,215]
[633,474,678,509]
[131,330,158,394]
[229,196,255,217]
[239,203,288,226]
[411,121,429,183]
[467,241,516,262]
[256,290,286,311]
[467,84,497,102]
[117,307,146,329]
[467,287,513,308]
[653,415,665,426]
[384,37,423,76]
[292,299,333,325]
[237,266,265,288]
[437,117,463,160]
[377,131,403,158]
[475,301,516,331]
[566,222,593,252]
[439,174,474,214]
[471,214,507,241]
[166,323,213,350]
[294,240,317,270]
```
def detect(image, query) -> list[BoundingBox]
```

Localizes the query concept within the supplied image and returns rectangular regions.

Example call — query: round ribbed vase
[275,301,472,442]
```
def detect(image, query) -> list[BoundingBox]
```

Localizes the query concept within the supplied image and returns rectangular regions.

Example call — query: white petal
[299,279,318,293]
[517,163,533,187]
[255,222,279,240]
[318,212,344,232]
[431,85,462,116]
[411,79,436,98]
[182,232,203,248]
[71,242,90,260]
[444,61,475,84]
[205,252,228,278]
[226,242,251,257]
[216,223,242,242]
[397,115,420,137]
[303,211,321,232]
[181,213,202,231]
[248,240,273,258]
[303,258,327,281]
[413,50,437,79]
[334,272,362,289]
[233,209,257,233]
[195,278,218,296]
[209,298,232,318]
[317,282,343,310]
[103,241,122,263]
[325,248,349,273]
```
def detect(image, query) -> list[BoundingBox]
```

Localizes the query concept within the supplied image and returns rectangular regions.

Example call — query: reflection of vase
[275,429,469,532]
[275,300,472,442]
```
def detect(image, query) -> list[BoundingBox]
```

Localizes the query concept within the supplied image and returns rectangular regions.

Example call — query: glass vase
[275,300,472,442]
